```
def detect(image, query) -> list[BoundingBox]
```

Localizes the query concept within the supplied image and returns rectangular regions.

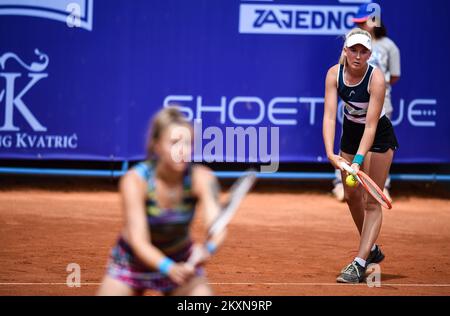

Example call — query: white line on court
[210,282,450,287]
[0,282,450,288]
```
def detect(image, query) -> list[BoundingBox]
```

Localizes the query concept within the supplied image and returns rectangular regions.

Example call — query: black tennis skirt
[340,115,399,156]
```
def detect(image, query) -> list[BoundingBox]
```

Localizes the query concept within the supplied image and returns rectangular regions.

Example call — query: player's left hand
[350,163,360,175]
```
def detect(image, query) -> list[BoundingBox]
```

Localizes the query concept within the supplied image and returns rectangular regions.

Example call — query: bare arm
[323,65,338,159]
[121,171,165,269]
[192,165,225,248]
[354,68,386,161]
[323,65,349,169]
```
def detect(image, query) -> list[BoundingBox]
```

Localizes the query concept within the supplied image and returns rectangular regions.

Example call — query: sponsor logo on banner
[0,0,94,31]
[164,94,438,128]
[0,50,78,151]
[239,0,364,35]
[162,93,437,166]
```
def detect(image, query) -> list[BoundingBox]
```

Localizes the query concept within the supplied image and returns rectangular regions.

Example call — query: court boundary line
[1,282,450,288]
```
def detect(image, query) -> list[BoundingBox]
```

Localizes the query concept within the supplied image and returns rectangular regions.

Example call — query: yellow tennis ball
[345,174,358,187]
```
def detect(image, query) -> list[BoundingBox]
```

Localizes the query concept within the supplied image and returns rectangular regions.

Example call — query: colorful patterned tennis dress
[106,161,202,292]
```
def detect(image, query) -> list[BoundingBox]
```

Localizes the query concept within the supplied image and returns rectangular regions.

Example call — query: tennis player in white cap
[322,28,399,283]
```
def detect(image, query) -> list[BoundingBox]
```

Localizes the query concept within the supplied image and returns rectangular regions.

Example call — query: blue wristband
[206,241,217,255]
[352,154,364,166]
[158,257,175,275]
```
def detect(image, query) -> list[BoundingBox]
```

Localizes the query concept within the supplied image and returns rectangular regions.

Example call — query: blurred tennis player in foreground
[323,28,399,283]
[98,107,224,295]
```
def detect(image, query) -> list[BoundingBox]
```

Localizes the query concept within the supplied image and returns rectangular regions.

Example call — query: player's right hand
[167,263,195,285]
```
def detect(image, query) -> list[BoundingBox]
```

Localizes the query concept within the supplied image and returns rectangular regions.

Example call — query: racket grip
[186,248,201,267]
[186,242,217,268]
[340,162,355,175]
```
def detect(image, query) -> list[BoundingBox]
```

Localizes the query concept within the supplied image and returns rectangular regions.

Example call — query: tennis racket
[187,169,257,267]
[340,162,392,209]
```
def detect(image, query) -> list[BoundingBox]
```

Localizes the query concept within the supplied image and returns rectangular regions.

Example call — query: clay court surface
[1,177,449,296]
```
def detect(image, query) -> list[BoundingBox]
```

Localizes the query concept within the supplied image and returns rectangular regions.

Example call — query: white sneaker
[383,188,393,203]
[332,183,345,202]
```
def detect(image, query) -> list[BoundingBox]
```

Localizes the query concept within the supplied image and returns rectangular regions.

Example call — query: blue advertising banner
[0,0,449,163]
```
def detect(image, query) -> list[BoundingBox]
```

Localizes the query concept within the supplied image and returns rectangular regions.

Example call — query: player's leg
[356,149,392,261]
[97,274,143,296]
[360,151,387,265]
[167,275,213,296]
[337,151,388,283]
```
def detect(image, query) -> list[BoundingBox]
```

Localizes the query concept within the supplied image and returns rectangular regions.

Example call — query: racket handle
[186,246,203,267]
[186,241,217,268]
[340,162,355,175]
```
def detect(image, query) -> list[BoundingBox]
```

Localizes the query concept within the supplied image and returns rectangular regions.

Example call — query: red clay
[0,185,449,296]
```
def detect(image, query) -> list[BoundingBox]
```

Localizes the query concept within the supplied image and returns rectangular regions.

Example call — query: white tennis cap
[346,33,372,51]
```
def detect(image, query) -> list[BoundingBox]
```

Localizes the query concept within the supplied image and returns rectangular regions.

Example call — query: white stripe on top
[345,107,386,124]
